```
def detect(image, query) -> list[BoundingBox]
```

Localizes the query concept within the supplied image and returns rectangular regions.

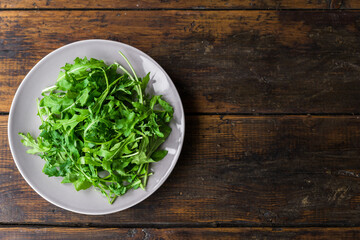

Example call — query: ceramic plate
[8,39,185,215]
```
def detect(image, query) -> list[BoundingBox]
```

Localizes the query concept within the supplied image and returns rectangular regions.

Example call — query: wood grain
[3,115,360,225]
[1,11,360,114]
[2,227,360,240]
[0,0,349,10]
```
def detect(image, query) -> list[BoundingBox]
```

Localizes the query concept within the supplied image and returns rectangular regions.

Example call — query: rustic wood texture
[2,10,360,114]
[2,227,360,240]
[2,115,360,225]
[1,11,360,114]
[1,227,241,240]
[2,3,360,238]
[0,0,354,10]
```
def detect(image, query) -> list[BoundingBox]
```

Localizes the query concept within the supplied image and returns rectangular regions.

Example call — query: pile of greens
[19,52,173,204]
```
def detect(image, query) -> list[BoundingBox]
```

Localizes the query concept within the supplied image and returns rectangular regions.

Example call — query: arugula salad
[19,52,173,204]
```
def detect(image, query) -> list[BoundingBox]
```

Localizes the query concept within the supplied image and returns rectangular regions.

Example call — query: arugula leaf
[151,150,168,161]
[19,133,50,154]
[57,57,107,84]
[140,73,150,93]
[19,53,173,204]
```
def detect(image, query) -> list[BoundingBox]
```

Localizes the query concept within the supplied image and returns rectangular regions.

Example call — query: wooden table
[1,1,360,239]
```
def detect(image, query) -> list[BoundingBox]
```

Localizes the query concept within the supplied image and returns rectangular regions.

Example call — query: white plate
[8,39,185,215]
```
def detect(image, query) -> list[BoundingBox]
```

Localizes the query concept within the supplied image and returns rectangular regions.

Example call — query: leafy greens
[19,52,173,204]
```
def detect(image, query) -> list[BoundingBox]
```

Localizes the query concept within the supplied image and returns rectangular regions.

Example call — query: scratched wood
[1,227,360,239]
[1,11,360,114]
[2,115,360,225]
[0,11,360,113]
[0,0,349,9]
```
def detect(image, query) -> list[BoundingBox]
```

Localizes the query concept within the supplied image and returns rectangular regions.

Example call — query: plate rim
[7,39,185,215]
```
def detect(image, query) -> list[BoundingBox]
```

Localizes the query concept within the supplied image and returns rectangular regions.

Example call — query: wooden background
[1,0,360,239]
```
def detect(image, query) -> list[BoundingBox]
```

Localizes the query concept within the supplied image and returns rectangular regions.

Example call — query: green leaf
[61,173,78,183]
[19,132,50,154]
[73,177,92,191]
[140,73,150,92]
[151,150,168,161]
[158,98,174,114]
[42,162,60,177]
[131,151,154,165]
[147,125,172,157]
[78,87,91,106]
[53,114,88,133]
[40,95,74,114]
[57,57,107,83]
[78,156,101,166]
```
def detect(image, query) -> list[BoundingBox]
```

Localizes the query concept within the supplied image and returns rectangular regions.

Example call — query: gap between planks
[0,8,359,11]
[2,222,360,229]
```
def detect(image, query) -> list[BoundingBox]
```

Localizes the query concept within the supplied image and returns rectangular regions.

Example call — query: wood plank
[2,115,360,225]
[0,0,339,10]
[2,227,360,240]
[2,11,360,114]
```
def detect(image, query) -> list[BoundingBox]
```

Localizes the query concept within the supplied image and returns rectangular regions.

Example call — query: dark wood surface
[1,1,360,239]
[2,10,360,114]
[1,0,359,10]
[2,227,360,239]
[2,114,360,225]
